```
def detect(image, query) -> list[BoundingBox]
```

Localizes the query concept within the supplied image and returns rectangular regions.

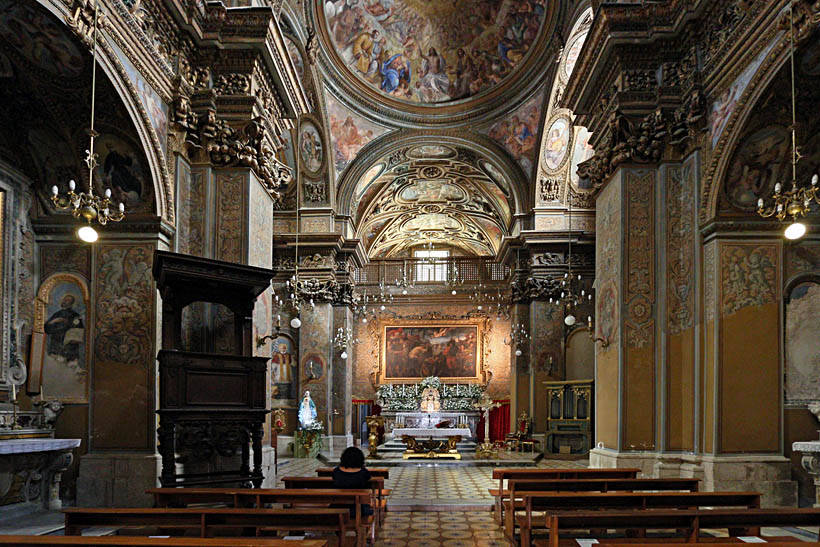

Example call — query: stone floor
[275,457,820,546]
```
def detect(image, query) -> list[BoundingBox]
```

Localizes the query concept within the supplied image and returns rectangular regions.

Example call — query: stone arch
[337,129,532,220]
[31,0,173,224]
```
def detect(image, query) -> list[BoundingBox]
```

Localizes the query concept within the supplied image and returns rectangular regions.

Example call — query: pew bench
[316,468,389,480]
[530,508,820,547]
[490,469,642,523]
[493,477,700,528]
[280,476,388,530]
[507,491,761,545]
[147,488,370,547]
[63,507,347,542]
[0,537,327,546]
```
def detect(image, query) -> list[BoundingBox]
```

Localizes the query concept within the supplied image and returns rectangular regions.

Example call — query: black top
[331,467,371,489]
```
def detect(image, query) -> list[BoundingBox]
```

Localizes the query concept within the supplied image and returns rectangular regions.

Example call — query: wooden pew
[509,491,761,545]
[496,477,700,528]
[490,468,642,523]
[280,476,387,531]
[535,508,820,547]
[0,537,327,546]
[148,488,370,547]
[315,468,390,479]
[64,507,347,541]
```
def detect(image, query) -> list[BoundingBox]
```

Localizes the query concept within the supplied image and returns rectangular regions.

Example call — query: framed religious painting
[378,319,486,384]
[271,333,297,401]
[30,273,90,403]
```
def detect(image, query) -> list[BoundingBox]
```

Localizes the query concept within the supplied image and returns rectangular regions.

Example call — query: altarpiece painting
[380,320,484,383]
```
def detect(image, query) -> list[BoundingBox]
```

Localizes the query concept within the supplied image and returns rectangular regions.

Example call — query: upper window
[414,249,449,282]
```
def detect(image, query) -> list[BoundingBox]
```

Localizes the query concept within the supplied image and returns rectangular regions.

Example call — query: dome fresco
[321,0,550,105]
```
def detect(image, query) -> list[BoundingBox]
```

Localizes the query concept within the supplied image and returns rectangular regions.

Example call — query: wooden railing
[353,258,511,286]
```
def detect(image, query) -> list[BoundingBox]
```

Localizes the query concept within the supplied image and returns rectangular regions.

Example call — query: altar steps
[377,437,478,456]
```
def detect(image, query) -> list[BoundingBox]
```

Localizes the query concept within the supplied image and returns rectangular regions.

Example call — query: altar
[394,427,472,460]
[384,411,480,438]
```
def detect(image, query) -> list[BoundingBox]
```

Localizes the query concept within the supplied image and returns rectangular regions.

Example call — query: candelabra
[756,1,819,240]
[446,264,463,295]
[50,0,125,242]
[333,327,360,360]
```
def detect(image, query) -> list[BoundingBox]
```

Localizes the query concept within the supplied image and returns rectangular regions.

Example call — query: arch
[32,0,173,224]
[700,32,790,224]
[337,129,532,220]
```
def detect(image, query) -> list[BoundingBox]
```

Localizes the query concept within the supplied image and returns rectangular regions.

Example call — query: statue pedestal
[793,440,820,507]
[294,430,322,458]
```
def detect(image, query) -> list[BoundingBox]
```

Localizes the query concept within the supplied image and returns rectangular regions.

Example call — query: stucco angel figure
[298,390,317,428]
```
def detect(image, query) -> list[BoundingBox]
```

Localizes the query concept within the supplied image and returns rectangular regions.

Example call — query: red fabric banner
[476,400,511,443]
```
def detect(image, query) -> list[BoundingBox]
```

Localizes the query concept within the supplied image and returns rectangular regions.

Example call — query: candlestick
[277,314,281,329]
[10,384,16,402]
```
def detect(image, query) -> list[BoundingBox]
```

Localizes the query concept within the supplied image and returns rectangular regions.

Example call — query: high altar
[376,377,482,458]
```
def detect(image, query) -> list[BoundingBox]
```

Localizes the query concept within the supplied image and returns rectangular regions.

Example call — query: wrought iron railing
[354,258,511,286]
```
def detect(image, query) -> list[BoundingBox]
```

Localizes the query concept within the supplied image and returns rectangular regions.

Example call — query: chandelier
[333,327,360,360]
[756,0,819,239]
[504,323,530,357]
[550,200,592,326]
[51,0,124,242]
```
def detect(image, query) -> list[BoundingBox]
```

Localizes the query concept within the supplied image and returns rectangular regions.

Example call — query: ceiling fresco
[486,88,543,175]
[326,90,391,180]
[321,0,551,105]
[0,0,155,214]
[354,145,512,257]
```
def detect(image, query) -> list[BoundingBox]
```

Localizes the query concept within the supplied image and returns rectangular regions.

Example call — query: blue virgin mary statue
[298,390,317,428]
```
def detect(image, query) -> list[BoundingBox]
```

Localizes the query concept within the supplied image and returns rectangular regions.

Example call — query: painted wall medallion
[31,274,90,403]
[299,119,324,177]
[569,126,595,191]
[542,116,571,172]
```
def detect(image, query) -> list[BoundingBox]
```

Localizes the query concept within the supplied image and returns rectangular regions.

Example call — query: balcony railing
[353,258,511,286]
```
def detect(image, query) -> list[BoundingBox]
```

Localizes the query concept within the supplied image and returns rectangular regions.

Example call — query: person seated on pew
[332,446,373,517]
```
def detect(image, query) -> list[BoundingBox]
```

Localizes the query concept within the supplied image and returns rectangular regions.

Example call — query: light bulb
[452,290,457,295]
[785,221,807,240]
[515,349,522,357]
[564,314,576,326]
[77,225,98,243]
[380,305,386,311]
[757,198,764,209]
[105,188,112,198]
[290,317,302,329]
[477,305,482,310]
[119,202,125,212]
[402,289,408,295]
[813,174,818,186]
[775,182,782,194]
[69,179,76,191]
[51,185,58,196]
[362,317,368,324]
[341,350,348,360]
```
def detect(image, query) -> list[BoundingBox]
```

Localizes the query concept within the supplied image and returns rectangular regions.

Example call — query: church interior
[1,0,820,544]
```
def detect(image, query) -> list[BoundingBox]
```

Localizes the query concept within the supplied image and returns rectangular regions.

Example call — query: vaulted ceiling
[352,144,513,257]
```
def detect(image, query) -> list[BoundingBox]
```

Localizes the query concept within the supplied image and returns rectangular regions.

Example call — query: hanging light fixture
[51,0,124,241]
[504,323,530,357]
[333,327,360,360]
[550,198,593,325]
[757,0,819,238]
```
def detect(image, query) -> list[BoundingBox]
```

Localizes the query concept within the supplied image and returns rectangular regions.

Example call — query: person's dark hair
[340,446,365,469]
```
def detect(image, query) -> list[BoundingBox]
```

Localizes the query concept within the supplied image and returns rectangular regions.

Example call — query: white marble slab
[393,428,471,438]
[793,440,820,452]
[0,438,81,454]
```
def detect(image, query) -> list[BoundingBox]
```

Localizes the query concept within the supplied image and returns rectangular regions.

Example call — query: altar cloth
[393,428,471,438]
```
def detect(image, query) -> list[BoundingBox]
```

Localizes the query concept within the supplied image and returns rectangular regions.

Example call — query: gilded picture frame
[378,318,487,384]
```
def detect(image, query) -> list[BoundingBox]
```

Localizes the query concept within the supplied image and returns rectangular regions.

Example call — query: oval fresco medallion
[542,116,571,172]
[569,126,595,192]
[321,0,550,105]
[299,119,324,177]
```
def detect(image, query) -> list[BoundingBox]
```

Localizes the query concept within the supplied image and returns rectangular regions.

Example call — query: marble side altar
[793,438,820,507]
[0,438,80,510]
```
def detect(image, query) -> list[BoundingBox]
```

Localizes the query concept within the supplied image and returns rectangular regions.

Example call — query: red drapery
[476,400,510,443]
